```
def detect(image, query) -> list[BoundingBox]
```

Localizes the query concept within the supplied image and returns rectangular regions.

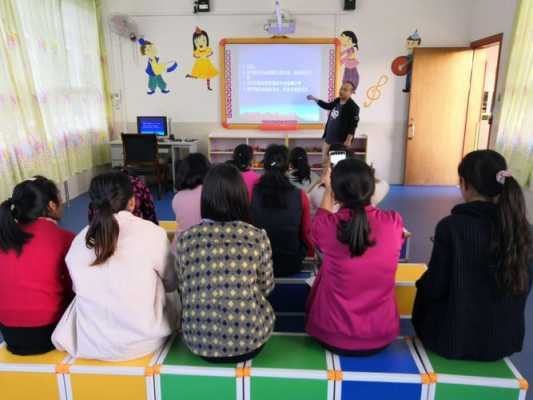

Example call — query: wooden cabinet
[208,131,367,171]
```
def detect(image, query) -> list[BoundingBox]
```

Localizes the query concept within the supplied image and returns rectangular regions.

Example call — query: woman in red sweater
[0,176,74,355]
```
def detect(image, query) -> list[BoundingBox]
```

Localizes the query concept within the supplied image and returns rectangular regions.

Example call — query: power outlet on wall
[110,92,121,110]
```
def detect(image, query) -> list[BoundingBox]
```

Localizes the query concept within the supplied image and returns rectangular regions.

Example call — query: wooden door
[404,48,473,185]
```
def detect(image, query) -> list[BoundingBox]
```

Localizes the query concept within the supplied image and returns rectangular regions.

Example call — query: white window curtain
[496,0,533,189]
[0,0,110,199]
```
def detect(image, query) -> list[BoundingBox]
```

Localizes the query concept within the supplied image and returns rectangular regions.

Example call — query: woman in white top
[52,172,178,361]
[288,147,321,192]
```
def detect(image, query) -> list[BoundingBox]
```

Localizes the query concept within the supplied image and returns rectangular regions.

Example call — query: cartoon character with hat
[391,30,421,93]
[138,38,178,95]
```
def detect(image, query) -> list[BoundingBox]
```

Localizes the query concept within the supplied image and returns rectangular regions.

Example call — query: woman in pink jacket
[306,159,404,356]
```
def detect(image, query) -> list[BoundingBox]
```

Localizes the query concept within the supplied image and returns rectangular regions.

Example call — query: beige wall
[100,0,478,184]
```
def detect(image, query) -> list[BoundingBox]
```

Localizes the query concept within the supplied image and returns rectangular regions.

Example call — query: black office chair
[121,133,168,199]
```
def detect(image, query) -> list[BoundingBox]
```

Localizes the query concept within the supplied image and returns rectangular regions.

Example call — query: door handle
[408,120,415,139]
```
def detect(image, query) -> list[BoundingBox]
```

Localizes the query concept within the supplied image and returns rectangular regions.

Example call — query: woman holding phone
[308,145,390,214]
[306,158,404,355]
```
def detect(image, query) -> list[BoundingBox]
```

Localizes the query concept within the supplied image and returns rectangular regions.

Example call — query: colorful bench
[271,263,427,334]
[1,335,529,400]
[270,270,314,332]
[155,336,244,400]
[0,342,69,400]
[246,333,334,400]
[332,337,429,400]
[414,338,529,400]
[395,263,427,319]
[61,352,159,400]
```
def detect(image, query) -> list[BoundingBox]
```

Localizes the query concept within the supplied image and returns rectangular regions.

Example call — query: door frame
[470,33,503,148]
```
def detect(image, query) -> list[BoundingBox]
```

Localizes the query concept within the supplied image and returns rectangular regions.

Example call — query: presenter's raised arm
[307,95,335,111]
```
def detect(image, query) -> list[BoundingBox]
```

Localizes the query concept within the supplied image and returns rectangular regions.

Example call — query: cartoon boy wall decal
[391,30,422,93]
[402,30,421,93]
[138,38,178,95]
[185,27,218,91]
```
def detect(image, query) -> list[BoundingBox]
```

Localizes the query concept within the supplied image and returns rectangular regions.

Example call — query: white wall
[101,0,511,184]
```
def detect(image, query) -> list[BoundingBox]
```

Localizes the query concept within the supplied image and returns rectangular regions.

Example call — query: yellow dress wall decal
[186,27,218,91]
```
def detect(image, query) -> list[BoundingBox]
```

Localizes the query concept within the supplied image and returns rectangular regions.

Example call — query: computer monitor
[137,116,168,137]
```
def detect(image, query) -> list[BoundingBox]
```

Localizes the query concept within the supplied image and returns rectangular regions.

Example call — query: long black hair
[257,144,294,208]
[341,30,359,50]
[458,150,531,295]
[175,153,211,191]
[85,172,133,266]
[289,147,311,184]
[201,163,249,222]
[332,158,376,257]
[232,144,254,172]
[0,176,60,255]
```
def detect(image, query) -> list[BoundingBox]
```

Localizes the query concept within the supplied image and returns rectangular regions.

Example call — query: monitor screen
[137,116,167,137]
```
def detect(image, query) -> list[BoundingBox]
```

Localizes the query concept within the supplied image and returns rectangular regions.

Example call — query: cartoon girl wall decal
[339,30,360,92]
[186,27,218,91]
[138,38,178,95]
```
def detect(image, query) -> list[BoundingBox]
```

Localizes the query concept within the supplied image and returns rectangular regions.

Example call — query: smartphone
[329,151,347,166]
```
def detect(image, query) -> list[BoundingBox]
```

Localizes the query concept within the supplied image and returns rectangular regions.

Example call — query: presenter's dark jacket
[412,201,533,361]
[317,97,360,144]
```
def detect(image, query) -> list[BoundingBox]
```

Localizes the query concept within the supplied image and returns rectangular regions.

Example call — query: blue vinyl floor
[4,185,532,393]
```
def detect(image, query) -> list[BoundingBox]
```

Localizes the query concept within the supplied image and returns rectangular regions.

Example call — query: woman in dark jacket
[250,145,312,277]
[413,150,532,361]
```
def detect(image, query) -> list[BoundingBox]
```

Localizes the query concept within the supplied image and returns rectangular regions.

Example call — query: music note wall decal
[363,74,389,108]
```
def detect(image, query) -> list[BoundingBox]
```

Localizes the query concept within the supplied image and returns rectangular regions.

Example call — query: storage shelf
[208,132,367,164]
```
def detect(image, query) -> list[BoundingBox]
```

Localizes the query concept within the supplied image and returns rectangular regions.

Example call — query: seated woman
[288,147,320,192]
[308,144,389,213]
[306,159,404,356]
[172,153,211,239]
[230,144,261,199]
[0,176,74,355]
[413,150,532,361]
[88,167,158,225]
[52,171,178,361]
[250,145,312,277]
[176,163,275,363]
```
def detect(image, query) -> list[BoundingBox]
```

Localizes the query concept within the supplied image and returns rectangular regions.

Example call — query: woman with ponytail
[288,147,320,192]
[52,171,178,361]
[250,144,312,276]
[306,159,404,355]
[231,144,260,199]
[0,177,74,355]
[413,150,532,361]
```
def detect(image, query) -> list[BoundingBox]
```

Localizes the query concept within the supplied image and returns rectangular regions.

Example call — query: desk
[109,139,199,188]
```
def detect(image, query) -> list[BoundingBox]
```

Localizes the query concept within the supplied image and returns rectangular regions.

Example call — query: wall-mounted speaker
[194,0,210,13]
[344,0,356,10]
